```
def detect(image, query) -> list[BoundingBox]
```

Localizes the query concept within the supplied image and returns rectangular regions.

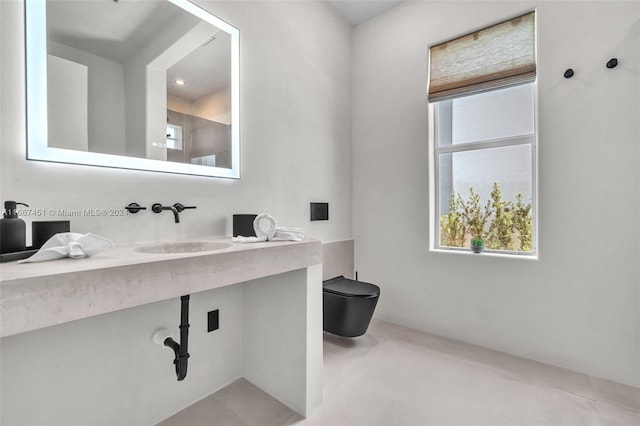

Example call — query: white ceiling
[326,0,405,26]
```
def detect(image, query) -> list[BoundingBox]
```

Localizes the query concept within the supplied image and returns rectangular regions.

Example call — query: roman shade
[428,11,536,102]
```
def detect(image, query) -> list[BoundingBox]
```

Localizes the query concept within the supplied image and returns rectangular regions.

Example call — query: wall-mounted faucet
[151,203,180,223]
[151,203,197,223]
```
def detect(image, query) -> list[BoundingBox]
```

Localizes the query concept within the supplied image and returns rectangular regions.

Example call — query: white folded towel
[271,227,305,242]
[19,232,115,263]
[231,213,305,243]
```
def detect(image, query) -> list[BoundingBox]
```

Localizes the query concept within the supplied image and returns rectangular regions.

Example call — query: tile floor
[159,320,640,426]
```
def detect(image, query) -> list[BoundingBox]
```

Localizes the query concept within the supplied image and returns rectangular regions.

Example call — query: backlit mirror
[25,0,239,178]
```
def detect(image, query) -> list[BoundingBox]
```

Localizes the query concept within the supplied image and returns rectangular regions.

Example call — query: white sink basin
[135,241,233,254]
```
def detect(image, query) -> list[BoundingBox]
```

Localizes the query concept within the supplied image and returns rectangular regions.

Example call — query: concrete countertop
[0,237,322,337]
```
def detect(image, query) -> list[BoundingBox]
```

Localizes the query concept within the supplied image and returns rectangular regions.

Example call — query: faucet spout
[151,203,180,223]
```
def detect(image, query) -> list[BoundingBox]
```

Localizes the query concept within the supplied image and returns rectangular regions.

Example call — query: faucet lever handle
[125,203,147,214]
[173,203,197,213]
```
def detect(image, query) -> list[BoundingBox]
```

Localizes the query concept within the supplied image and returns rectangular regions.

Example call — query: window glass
[450,84,535,145]
[435,83,535,254]
[439,145,532,205]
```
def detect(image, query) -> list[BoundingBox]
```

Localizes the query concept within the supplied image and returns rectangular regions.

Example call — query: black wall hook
[563,68,575,79]
[606,58,618,69]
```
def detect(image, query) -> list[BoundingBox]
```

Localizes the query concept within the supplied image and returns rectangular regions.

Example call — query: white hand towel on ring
[255,213,304,241]
[253,213,278,240]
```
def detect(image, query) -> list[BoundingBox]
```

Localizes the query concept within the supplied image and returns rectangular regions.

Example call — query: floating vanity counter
[1,237,323,420]
[0,237,321,337]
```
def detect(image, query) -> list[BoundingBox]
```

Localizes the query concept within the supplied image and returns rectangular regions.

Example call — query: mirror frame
[25,0,240,178]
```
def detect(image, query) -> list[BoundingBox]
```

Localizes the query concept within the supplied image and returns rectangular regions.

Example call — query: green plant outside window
[440,182,532,252]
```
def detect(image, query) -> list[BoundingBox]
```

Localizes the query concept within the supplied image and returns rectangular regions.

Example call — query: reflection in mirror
[26,0,239,178]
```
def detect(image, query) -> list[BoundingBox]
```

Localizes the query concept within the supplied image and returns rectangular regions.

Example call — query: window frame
[429,83,538,257]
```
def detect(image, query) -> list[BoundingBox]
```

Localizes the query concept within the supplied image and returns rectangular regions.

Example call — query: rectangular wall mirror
[25,0,240,178]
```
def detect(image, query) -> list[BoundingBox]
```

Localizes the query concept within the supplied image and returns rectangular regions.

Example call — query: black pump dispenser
[0,201,29,253]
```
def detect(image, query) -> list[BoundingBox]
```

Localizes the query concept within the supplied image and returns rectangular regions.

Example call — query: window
[166,124,183,150]
[429,12,536,255]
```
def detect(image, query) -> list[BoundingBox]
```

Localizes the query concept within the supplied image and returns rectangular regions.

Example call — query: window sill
[431,248,538,261]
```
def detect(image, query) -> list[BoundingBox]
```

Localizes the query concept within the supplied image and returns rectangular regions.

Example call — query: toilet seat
[323,276,380,298]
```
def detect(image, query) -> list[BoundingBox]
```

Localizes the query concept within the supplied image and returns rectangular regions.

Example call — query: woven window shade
[429,12,536,102]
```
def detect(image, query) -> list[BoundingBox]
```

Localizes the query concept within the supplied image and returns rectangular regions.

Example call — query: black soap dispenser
[0,201,29,253]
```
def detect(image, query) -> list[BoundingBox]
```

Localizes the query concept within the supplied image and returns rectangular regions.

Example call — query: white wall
[168,88,232,125]
[0,0,352,245]
[353,1,640,387]
[48,40,127,156]
[47,54,89,152]
[194,88,232,124]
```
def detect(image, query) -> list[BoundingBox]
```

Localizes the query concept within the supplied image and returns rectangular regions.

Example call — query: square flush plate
[310,203,329,221]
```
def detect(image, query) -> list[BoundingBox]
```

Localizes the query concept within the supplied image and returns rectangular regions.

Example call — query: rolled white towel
[253,213,277,240]
[19,232,114,263]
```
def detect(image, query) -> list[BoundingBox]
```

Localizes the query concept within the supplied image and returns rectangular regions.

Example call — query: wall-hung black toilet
[323,276,380,337]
